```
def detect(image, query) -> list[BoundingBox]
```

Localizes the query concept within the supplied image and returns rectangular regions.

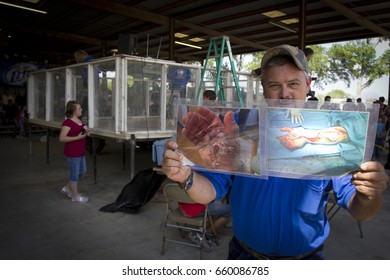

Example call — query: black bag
[99,168,166,213]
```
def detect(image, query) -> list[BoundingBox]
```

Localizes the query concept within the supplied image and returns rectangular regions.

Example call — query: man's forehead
[263,63,306,80]
[265,77,302,84]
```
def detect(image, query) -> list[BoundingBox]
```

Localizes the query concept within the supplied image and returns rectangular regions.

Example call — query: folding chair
[326,191,363,238]
[160,181,216,259]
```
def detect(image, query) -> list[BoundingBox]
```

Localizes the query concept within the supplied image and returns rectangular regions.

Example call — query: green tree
[307,45,330,89]
[316,89,349,103]
[232,54,245,72]
[327,39,389,99]
[327,89,350,99]
[244,52,263,73]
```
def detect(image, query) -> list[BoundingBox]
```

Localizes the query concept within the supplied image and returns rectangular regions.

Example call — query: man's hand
[162,140,218,205]
[352,161,388,201]
[162,140,192,184]
[285,108,304,124]
[349,161,388,220]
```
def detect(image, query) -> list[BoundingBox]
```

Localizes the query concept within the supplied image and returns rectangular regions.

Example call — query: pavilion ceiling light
[23,0,41,3]
[281,18,299,25]
[262,10,286,18]
[174,33,188,38]
[175,41,202,49]
[189,37,205,43]
[0,1,47,14]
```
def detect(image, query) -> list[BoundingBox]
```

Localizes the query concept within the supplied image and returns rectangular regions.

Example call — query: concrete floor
[0,133,389,260]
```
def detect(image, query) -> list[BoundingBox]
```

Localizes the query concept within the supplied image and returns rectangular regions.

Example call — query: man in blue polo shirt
[161,45,388,259]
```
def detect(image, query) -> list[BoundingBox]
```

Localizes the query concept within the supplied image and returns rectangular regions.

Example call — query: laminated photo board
[265,98,379,179]
[175,102,267,178]
[175,99,379,179]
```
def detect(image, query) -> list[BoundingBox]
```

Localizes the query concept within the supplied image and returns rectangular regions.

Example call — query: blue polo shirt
[200,172,355,256]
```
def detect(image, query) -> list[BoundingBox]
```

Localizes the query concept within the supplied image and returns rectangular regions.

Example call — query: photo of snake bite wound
[176,104,262,176]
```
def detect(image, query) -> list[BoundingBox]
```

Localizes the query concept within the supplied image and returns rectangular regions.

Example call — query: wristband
[180,170,194,191]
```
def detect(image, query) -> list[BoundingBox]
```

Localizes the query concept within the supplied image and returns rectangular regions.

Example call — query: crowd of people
[306,95,370,112]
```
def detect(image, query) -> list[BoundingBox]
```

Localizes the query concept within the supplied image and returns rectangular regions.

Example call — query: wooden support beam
[321,0,390,38]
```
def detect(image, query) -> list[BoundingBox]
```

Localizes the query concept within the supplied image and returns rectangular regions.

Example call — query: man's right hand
[162,140,191,184]
[162,140,218,205]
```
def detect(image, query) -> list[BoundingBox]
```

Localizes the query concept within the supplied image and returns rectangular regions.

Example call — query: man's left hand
[352,161,388,201]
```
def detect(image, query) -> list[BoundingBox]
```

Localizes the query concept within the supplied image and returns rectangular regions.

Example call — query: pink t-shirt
[62,118,86,157]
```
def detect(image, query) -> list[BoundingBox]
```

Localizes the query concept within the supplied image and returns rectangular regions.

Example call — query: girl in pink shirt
[59,100,89,203]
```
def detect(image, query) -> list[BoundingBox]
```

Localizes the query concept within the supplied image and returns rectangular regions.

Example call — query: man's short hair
[203,90,216,100]
[261,45,309,74]
[304,48,314,56]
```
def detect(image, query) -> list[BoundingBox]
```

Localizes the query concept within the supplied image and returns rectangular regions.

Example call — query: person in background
[304,47,314,61]
[356,98,366,111]
[378,96,387,111]
[59,100,90,203]
[3,98,17,127]
[320,95,332,110]
[1,87,15,108]
[74,49,94,64]
[251,67,262,76]
[162,44,388,260]
[203,89,217,101]
[305,96,318,109]
[342,98,358,111]
[15,89,27,138]
[180,89,232,251]
[377,96,390,131]
[166,63,192,118]
[179,198,231,252]
[373,115,386,160]
[167,64,192,99]
[304,47,315,97]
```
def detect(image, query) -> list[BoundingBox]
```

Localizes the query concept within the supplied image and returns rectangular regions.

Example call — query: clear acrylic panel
[93,60,116,130]
[33,72,46,120]
[51,69,66,122]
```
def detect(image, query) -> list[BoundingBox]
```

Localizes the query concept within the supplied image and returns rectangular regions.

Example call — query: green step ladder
[196,36,244,107]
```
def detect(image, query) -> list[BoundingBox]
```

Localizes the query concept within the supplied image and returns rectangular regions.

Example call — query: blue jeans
[228,236,324,260]
[208,200,231,217]
[172,85,187,98]
[66,156,87,183]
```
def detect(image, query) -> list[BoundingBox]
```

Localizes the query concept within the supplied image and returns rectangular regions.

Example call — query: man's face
[262,63,311,102]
